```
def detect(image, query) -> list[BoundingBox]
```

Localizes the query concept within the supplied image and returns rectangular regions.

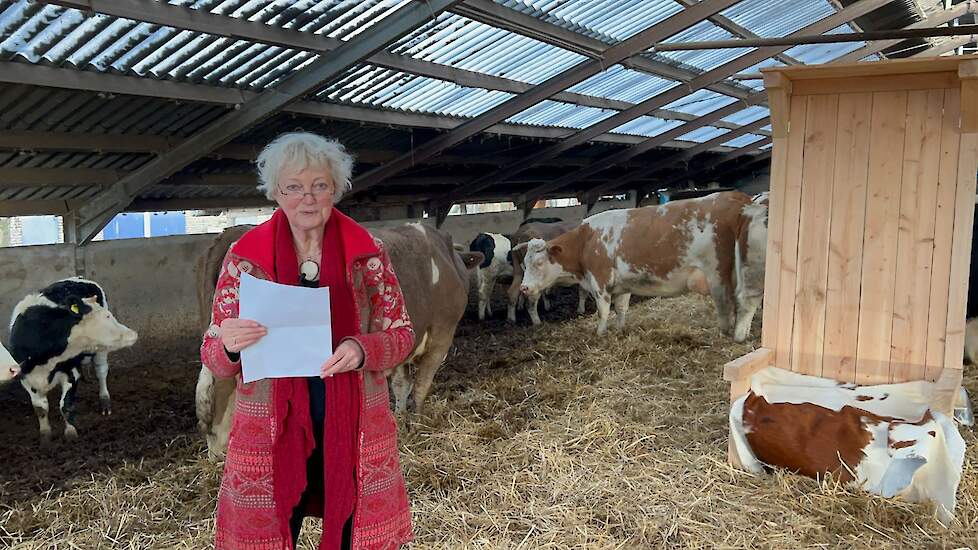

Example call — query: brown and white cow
[507,219,588,325]
[730,367,966,523]
[519,191,767,340]
[194,222,481,458]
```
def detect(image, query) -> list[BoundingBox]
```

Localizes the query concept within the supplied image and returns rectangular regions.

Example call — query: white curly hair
[256,132,355,202]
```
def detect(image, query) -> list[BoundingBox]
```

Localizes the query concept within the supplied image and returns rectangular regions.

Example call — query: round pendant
[299,259,320,281]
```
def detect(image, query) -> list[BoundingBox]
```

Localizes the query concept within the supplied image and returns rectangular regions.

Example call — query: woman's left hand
[321,340,365,377]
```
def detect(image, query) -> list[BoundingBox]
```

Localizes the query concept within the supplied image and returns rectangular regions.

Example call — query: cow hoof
[65,426,79,440]
[100,398,112,416]
[39,433,53,448]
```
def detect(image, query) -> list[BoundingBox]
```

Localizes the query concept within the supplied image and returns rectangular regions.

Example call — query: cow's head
[68,297,139,353]
[0,343,20,382]
[457,251,484,271]
[519,238,565,296]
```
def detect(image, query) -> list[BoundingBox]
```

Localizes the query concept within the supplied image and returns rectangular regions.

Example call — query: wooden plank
[926,89,962,380]
[960,60,978,134]
[790,94,839,376]
[762,53,978,81]
[854,91,908,385]
[944,131,978,369]
[763,72,792,138]
[791,72,959,96]
[761,137,787,350]
[889,90,945,382]
[774,96,809,372]
[822,93,873,383]
[723,348,774,382]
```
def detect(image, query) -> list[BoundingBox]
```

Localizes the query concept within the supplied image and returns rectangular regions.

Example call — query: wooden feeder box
[723,55,978,467]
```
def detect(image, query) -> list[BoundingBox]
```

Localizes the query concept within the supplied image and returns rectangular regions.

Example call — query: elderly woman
[200,132,415,550]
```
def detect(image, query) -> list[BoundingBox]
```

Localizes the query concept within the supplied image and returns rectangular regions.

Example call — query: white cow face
[70,298,138,353]
[519,238,565,296]
[0,342,20,382]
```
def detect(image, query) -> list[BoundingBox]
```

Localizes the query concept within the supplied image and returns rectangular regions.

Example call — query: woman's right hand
[220,318,267,353]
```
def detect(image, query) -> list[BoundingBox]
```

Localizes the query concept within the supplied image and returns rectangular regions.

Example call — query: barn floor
[1,290,976,549]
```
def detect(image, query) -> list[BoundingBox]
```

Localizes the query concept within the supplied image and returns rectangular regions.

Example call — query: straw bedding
[1,290,975,549]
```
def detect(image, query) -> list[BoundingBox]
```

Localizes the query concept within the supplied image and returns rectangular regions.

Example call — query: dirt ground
[1,287,976,549]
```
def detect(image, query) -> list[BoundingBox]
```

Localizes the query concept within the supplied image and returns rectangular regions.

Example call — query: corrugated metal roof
[390,14,587,84]
[0,0,930,210]
[677,125,728,143]
[567,65,679,103]
[493,0,684,42]
[723,133,765,147]
[722,105,769,125]
[663,89,739,116]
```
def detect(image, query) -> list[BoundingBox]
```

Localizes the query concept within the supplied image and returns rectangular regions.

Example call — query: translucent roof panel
[677,126,728,143]
[389,14,587,84]
[722,105,770,125]
[318,66,515,117]
[658,20,755,72]
[663,89,739,116]
[505,100,616,129]
[493,0,684,42]
[567,65,679,103]
[723,133,766,148]
[785,24,865,64]
[611,116,684,137]
[739,58,785,90]
[718,0,837,38]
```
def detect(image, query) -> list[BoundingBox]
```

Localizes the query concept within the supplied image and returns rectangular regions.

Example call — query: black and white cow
[1,342,20,382]
[469,232,513,320]
[9,277,137,443]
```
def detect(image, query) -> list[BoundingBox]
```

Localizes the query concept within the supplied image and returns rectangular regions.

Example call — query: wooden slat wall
[790,95,839,376]
[854,91,909,385]
[926,89,962,380]
[944,130,978,370]
[746,62,978,390]
[889,90,946,382]
[822,93,872,382]
[773,97,809,372]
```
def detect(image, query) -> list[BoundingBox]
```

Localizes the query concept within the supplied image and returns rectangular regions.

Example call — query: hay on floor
[2,293,975,549]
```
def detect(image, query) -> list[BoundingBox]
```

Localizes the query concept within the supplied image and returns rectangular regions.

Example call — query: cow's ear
[548,244,563,257]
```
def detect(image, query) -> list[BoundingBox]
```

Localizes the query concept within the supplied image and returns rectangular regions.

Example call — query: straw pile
[1,292,976,549]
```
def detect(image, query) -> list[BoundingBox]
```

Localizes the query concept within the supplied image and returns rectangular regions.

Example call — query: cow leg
[411,332,455,415]
[93,351,111,415]
[965,318,978,365]
[196,367,238,460]
[23,380,52,444]
[577,287,587,315]
[595,292,612,335]
[526,292,542,325]
[507,276,521,323]
[733,290,763,343]
[541,290,551,311]
[476,268,488,321]
[708,283,734,337]
[390,364,413,415]
[57,373,79,440]
[612,293,631,331]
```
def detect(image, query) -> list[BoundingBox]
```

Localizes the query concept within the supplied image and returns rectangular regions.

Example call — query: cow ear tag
[70,304,80,314]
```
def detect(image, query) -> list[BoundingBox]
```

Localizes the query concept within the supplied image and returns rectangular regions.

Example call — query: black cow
[966,206,978,366]
[469,232,513,320]
[9,277,137,443]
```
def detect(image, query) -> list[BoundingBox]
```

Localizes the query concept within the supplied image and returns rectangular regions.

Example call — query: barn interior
[2,0,978,547]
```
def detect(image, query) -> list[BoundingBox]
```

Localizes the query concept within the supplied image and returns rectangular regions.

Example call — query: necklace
[299,258,320,281]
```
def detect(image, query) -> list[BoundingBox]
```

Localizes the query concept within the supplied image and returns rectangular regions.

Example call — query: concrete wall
[0,235,215,357]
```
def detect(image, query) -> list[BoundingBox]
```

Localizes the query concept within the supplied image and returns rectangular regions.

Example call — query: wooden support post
[960,60,978,133]
[763,72,792,139]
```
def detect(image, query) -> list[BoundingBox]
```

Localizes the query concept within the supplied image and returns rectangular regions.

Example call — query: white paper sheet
[238,271,332,383]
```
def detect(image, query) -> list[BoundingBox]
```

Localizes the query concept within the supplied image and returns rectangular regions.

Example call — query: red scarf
[267,209,360,549]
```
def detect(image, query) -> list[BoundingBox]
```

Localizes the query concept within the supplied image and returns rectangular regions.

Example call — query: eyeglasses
[278,182,332,198]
